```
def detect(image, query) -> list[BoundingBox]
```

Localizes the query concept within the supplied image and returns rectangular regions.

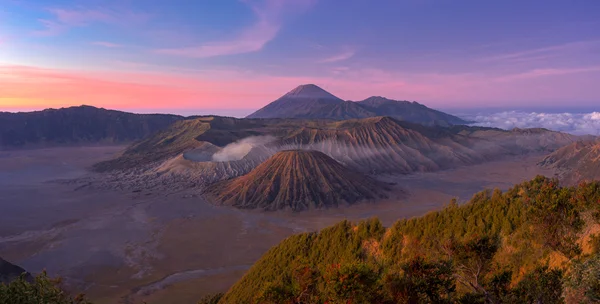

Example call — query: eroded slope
[204,150,388,211]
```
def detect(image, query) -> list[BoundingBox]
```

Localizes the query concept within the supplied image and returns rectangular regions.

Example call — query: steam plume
[212,136,277,162]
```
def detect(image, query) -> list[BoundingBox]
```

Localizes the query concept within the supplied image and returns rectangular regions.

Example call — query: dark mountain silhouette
[0,257,31,284]
[204,150,388,211]
[358,96,467,126]
[247,84,372,120]
[247,84,468,126]
[0,105,183,149]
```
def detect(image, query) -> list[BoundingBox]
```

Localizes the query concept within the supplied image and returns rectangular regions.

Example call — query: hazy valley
[2,85,597,303]
[3,2,600,302]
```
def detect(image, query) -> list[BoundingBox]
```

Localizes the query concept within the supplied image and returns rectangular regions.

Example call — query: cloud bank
[467,111,600,135]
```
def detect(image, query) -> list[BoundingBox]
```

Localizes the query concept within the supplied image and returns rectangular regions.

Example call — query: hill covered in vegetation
[0,106,183,149]
[218,176,600,303]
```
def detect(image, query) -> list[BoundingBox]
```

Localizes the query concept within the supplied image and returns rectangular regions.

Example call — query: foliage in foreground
[0,271,90,304]
[219,176,600,303]
[198,292,224,304]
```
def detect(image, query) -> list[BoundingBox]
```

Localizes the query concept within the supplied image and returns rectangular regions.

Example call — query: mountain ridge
[0,105,184,149]
[247,84,469,126]
[0,257,31,284]
[540,139,600,184]
[282,84,341,100]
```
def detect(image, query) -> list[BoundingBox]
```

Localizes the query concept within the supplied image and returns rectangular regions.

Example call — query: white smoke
[212,136,277,162]
[466,111,600,135]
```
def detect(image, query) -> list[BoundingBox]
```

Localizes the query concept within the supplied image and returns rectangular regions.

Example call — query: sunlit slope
[220,176,600,303]
[204,150,388,211]
[540,139,600,184]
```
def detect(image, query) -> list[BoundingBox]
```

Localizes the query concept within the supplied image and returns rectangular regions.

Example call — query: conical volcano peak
[204,149,388,211]
[283,84,341,100]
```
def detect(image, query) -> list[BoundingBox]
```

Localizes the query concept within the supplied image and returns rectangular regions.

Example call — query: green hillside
[219,176,600,304]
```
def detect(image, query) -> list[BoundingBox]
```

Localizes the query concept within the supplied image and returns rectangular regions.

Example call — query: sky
[1,0,599,116]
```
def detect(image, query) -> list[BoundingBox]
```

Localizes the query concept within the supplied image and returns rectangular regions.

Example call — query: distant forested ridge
[0,106,183,149]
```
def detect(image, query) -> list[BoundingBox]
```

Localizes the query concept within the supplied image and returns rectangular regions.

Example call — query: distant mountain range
[93,115,579,202]
[0,106,182,149]
[247,84,468,126]
[96,115,577,174]
[0,85,469,149]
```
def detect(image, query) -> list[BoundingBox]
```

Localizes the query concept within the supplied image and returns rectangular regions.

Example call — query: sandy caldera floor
[0,146,556,304]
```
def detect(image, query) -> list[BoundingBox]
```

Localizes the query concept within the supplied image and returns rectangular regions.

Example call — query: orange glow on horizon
[2,64,596,112]
[0,65,430,111]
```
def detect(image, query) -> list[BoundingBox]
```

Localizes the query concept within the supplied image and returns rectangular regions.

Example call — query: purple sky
[1,0,599,115]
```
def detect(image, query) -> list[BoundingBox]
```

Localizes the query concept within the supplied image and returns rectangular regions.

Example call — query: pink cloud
[33,19,65,36]
[155,0,316,58]
[92,41,122,48]
[479,40,600,63]
[495,66,600,81]
[49,8,113,26]
[319,49,356,63]
[34,7,150,36]
[155,21,279,58]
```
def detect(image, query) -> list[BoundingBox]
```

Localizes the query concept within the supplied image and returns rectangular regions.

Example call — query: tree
[525,177,583,257]
[197,293,223,304]
[322,263,381,304]
[566,254,600,303]
[508,266,564,304]
[486,271,512,303]
[383,258,455,303]
[254,264,320,304]
[446,235,499,303]
[255,282,298,304]
[0,271,90,304]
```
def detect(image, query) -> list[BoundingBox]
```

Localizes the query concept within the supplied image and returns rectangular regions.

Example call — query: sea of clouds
[463,111,600,135]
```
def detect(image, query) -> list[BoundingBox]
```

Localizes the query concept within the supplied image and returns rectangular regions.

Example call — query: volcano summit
[247,84,468,126]
[203,150,388,211]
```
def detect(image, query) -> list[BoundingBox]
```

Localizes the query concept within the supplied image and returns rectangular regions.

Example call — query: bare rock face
[204,150,389,211]
[540,139,600,184]
[282,84,341,100]
[87,115,578,197]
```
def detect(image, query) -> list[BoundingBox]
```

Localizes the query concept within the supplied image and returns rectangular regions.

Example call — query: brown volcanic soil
[0,147,555,304]
[91,116,577,197]
[204,150,388,211]
[540,139,600,184]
